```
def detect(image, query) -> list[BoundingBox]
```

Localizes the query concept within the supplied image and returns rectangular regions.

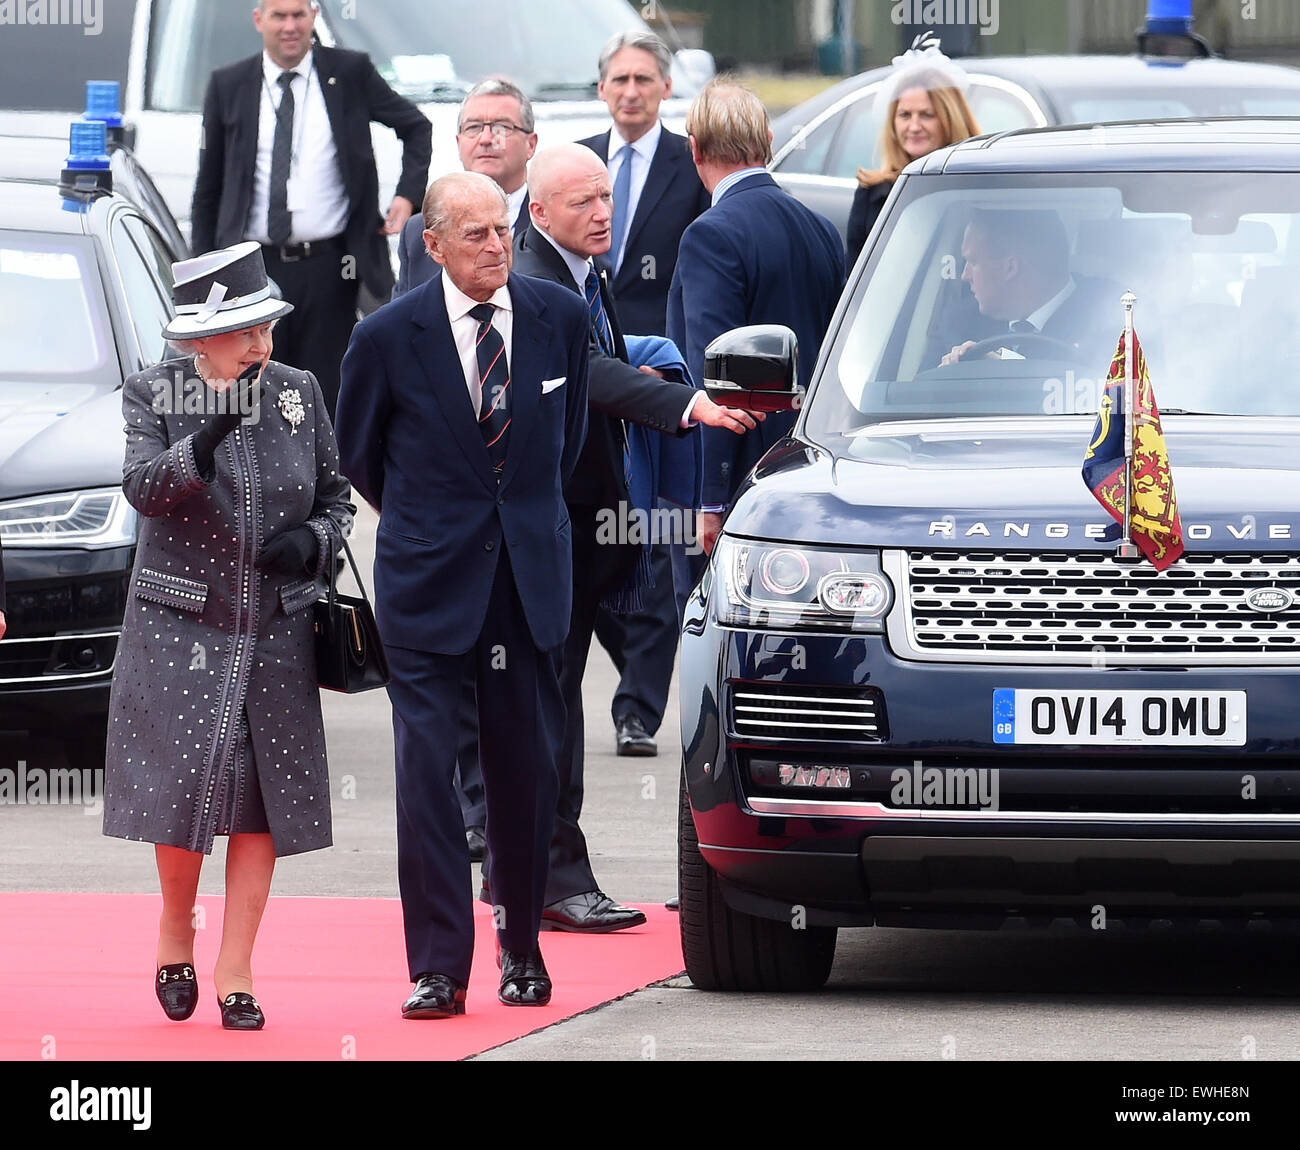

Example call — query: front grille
[728,681,888,742]
[887,549,1300,664]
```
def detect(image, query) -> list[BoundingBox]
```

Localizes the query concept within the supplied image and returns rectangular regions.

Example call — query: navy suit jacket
[190,46,431,300]
[393,189,530,299]
[335,269,589,654]
[667,172,844,508]
[578,126,711,337]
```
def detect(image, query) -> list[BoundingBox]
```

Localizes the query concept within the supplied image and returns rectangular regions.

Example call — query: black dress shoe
[401,973,466,1019]
[615,714,658,756]
[542,890,647,933]
[466,825,486,862]
[219,992,264,1031]
[665,895,680,911]
[155,962,198,1022]
[498,948,551,1006]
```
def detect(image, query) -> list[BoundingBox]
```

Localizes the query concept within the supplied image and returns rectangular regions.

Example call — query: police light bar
[59,118,112,212]
[82,80,134,150]
[1138,0,1211,59]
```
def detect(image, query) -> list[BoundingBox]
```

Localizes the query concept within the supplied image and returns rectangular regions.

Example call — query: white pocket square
[541,376,566,394]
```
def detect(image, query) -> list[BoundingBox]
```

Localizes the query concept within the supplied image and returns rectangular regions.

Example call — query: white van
[0,0,713,240]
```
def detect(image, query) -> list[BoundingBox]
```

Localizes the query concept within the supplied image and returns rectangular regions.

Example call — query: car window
[0,232,114,380]
[968,82,1042,132]
[0,1,136,111]
[1058,87,1300,122]
[111,214,173,368]
[805,171,1300,447]
[147,0,257,113]
[772,114,841,176]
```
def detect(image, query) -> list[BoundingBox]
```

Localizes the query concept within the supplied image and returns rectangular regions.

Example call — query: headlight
[713,536,893,631]
[0,488,137,548]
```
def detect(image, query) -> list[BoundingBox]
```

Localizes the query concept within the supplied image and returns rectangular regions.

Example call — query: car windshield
[1056,86,1300,121]
[0,232,115,384]
[316,0,648,100]
[805,170,1300,448]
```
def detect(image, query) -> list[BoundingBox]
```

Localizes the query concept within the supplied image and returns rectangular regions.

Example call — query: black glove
[258,526,318,576]
[192,362,263,477]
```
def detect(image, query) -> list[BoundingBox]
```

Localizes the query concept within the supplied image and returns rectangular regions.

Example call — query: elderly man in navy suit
[581,30,714,761]
[395,78,537,299]
[668,81,845,557]
[336,171,589,1017]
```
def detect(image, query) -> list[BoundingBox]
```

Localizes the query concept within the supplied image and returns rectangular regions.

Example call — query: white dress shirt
[506,183,529,233]
[1020,277,1077,332]
[606,119,661,270]
[247,50,349,245]
[536,227,701,427]
[711,165,768,206]
[442,273,513,413]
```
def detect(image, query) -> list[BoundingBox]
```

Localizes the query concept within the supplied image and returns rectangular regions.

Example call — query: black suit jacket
[578,126,710,337]
[513,223,692,516]
[394,188,529,299]
[190,45,431,299]
[335,270,588,654]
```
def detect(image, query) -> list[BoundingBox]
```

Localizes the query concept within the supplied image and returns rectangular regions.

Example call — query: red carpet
[0,893,683,1060]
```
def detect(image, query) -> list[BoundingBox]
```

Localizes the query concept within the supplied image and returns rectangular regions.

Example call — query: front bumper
[681,604,1300,926]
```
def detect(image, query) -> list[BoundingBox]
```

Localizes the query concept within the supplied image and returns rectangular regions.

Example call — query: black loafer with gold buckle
[155,963,198,1021]
[219,992,265,1031]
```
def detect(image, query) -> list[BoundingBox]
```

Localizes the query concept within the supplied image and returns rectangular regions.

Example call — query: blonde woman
[847,40,980,266]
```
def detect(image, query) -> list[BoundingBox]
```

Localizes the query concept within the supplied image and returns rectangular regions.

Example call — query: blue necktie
[584,267,614,356]
[468,303,510,475]
[610,144,633,273]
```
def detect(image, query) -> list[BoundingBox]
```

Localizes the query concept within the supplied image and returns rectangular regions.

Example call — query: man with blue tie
[336,171,589,1017]
[395,79,538,299]
[580,30,714,761]
[506,143,757,933]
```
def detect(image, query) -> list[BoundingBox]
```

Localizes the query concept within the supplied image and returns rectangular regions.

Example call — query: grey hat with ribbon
[161,241,293,340]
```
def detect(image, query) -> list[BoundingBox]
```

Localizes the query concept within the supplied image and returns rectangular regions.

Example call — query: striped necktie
[584,266,614,355]
[468,303,510,475]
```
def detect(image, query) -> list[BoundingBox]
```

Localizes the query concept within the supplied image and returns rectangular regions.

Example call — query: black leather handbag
[313,535,390,694]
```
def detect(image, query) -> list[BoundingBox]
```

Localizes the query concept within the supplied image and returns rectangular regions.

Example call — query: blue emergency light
[59,117,112,212]
[1145,0,1194,37]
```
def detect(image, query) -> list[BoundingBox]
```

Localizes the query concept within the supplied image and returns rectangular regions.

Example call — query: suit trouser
[386,549,562,984]
[593,537,678,735]
[454,671,486,828]
[261,239,358,420]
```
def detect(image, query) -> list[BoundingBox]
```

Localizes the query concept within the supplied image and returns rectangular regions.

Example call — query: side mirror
[704,324,801,413]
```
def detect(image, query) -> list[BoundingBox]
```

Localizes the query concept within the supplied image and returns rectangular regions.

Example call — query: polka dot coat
[102,357,355,858]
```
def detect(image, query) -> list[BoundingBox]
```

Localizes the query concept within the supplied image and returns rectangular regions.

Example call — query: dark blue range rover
[679,118,1300,991]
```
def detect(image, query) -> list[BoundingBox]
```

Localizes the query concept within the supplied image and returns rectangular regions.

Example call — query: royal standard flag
[1082,328,1185,571]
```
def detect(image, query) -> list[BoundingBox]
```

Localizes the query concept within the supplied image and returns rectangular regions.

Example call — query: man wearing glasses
[396,78,538,297]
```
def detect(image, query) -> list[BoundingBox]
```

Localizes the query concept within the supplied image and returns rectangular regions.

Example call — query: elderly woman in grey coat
[102,242,354,1031]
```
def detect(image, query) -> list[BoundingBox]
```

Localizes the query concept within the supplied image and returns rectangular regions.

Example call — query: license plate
[993,690,1246,746]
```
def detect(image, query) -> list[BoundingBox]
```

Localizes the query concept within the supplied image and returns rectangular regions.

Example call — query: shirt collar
[506,183,528,225]
[263,49,312,86]
[442,270,512,323]
[612,119,661,164]
[536,226,593,291]
[711,165,768,206]
[1023,277,1076,332]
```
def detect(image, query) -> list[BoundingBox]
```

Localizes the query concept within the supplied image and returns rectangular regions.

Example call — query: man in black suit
[581,30,714,760]
[395,78,537,299]
[336,172,589,1016]
[392,77,538,863]
[503,143,757,933]
[190,0,431,417]
[941,209,1116,367]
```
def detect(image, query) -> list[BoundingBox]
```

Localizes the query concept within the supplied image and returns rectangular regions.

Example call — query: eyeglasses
[458,120,528,140]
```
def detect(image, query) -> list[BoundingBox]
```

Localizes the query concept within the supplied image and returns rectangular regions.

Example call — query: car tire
[678,768,837,991]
